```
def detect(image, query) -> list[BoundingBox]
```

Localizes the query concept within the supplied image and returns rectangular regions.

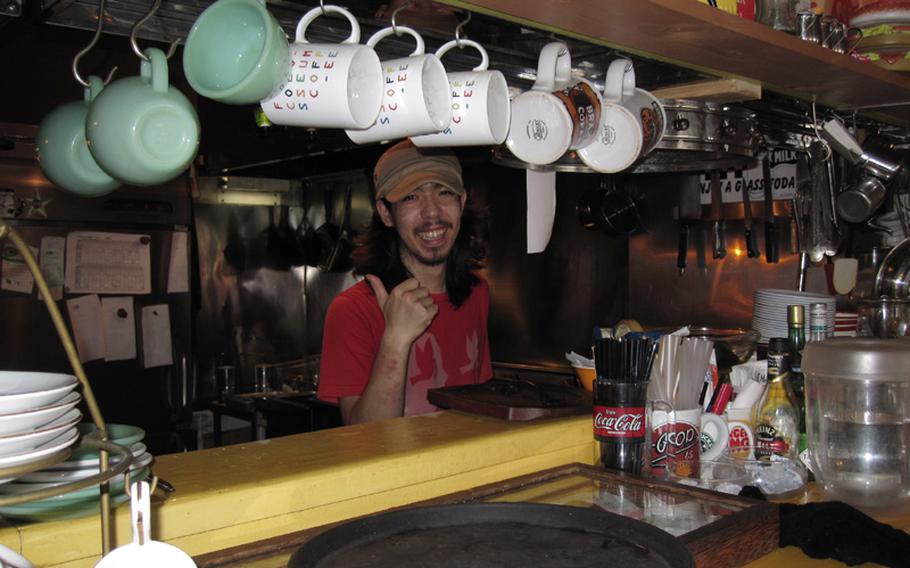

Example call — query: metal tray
[288,502,694,568]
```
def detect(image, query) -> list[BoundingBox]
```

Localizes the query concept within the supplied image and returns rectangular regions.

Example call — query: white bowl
[0,372,78,414]
[0,391,81,436]
[0,408,82,457]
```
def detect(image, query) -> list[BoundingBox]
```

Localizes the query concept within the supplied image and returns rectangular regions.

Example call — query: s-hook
[72,0,118,87]
[391,0,413,35]
[319,0,326,15]
[130,0,180,61]
[454,10,471,46]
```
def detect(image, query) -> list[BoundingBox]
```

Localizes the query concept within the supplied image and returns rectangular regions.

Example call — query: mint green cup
[86,47,200,186]
[35,76,120,197]
[183,0,290,105]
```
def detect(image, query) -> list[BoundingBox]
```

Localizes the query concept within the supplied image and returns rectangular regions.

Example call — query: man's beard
[400,239,451,267]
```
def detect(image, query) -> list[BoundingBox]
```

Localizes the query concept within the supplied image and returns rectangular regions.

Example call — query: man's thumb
[365,274,389,308]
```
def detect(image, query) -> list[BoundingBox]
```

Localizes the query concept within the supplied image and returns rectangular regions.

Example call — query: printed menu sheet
[65,232,152,295]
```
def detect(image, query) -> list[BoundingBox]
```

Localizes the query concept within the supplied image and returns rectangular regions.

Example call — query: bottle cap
[787,304,805,325]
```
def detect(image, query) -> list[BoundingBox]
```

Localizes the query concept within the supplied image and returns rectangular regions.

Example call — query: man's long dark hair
[351,194,488,308]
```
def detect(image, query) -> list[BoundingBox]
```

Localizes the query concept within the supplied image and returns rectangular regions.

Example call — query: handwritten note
[66,295,105,363]
[39,236,66,301]
[1,244,38,295]
[101,297,136,362]
[140,304,173,368]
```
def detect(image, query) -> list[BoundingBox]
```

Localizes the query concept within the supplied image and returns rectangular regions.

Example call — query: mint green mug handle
[85,75,105,102]
[140,47,169,94]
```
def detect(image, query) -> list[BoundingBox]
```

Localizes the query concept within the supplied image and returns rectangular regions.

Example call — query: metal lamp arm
[0,221,115,554]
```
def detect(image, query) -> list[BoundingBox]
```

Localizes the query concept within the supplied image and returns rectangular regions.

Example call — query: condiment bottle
[808,302,829,342]
[754,337,800,460]
[787,305,807,452]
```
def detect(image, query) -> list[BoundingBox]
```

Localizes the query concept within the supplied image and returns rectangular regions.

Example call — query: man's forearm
[346,334,411,424]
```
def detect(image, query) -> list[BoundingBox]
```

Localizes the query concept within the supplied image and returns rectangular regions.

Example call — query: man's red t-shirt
[317,278,492,416]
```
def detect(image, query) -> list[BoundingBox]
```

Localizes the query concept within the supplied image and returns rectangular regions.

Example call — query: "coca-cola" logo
[593,406,644,439]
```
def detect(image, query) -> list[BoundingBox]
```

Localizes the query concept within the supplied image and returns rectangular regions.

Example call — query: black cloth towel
[737,487,910,568]
[779,501,910,567]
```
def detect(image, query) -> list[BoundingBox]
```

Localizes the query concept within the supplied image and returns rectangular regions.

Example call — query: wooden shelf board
[438,0,910,125]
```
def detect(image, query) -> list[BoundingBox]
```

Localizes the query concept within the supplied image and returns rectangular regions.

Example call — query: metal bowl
[875,237,910,298]
[687,327,761,370]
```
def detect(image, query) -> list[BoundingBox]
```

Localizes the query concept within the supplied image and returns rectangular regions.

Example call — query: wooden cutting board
[427,379,592,421]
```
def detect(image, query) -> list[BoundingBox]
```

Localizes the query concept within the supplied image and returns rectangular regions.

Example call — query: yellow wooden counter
[0,411,905,567]
[0,411,593,567]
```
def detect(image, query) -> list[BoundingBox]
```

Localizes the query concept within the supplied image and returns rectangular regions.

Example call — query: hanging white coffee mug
[506,42,601,166]
[346,26,452,144]
[260,5,384,130]
[578,58,666,173]
[410,39,510,147]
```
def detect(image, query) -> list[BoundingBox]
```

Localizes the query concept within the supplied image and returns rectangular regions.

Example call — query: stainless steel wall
[626,172,817,330]
[193,162,821,390]
[192,160,631,388]
[467,161,628,368]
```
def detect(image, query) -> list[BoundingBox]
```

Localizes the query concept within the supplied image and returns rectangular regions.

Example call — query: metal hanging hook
[72,0,111,87]
[319,0,326,15]
[390,0,413,35]
[130,0,180,62]
[454,10,471,46]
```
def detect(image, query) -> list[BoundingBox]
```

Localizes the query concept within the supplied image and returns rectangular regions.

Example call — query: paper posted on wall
[166,231,189,294]
[65,294,105,363]
[140,304,173,369]
[39,236,66,301]
[1,243,37,294]
[101,297,137,362]
[65,232,152,295]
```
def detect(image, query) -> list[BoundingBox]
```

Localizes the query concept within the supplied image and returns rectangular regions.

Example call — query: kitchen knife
[709,170,726,259]
[762,154,779,263]
[677,176,702,275]
[741,179,758,258]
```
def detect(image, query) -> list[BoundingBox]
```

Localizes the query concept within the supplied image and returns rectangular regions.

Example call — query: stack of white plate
[0,423,152,521]
[752,289,836,344]
[0,371,83,483]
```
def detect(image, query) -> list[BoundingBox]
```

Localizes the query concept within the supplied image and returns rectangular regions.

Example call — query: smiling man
[317,141,492,424]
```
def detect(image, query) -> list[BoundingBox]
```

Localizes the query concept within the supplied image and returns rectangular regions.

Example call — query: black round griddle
[288,503,694,568]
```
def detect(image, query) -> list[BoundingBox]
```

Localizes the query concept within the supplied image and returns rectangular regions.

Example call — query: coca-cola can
[593,380,649,474]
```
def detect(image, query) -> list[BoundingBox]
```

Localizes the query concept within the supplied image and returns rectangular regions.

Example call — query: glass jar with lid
[802,338,910,510]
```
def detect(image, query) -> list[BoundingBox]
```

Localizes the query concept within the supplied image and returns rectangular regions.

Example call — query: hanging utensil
[677,175,701,275]
[763,154,779,263]
[741,179,758,258]
[709,170,726,259]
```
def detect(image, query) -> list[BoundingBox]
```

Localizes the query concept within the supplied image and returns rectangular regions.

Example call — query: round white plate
[0,392,81,437]
[0,372,78,415]
[0,408,82,458]
[0,428,78,481]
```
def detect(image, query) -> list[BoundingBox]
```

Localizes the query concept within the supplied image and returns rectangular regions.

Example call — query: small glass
[215,365,236,400]
[755,0,799,33]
